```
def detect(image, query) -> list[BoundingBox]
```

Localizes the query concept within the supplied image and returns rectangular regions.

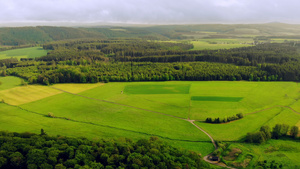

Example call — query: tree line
[0,130,211,169]
[205,113,243,123]
[1,39,300,84]
[4,62,271,85]
[246,124,299,144]
[41,39,299,66]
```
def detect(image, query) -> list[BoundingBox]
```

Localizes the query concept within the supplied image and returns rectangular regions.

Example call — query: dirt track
[49,86,300,169]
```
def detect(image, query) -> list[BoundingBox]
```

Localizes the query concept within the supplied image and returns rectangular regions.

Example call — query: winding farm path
[187,119,237,169]
[49,86,300,169]
[49,86,236,168]
[186,120,217,149]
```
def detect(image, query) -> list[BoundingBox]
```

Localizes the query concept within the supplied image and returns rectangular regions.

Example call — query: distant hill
[0,26,105,46]
[2,23,300,46]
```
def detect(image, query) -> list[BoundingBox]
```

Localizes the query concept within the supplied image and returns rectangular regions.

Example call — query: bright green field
[0,102,214,154]
[0,79,299,158]
[190,39,253,50]
[189,81,299,120]
[124,84,190,94]
[0,76,23,90]
[0,47,48,60]
[196,107,300,141]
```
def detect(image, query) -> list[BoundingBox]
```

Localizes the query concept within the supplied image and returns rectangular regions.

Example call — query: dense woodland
[1,38,300,84]
[245,124,299,144]
[0,26,300,84]
[0,130,210,169]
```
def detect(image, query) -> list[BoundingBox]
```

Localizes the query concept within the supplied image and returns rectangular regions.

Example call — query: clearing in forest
[0,47,48,60]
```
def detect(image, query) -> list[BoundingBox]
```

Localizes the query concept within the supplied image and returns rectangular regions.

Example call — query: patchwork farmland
[0,76,299,168]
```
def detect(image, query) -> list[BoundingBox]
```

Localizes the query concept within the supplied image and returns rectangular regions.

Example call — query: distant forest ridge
[1,40,299,84]
[2,23,300,45]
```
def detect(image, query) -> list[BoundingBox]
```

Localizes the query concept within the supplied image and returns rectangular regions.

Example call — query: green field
[190,39,253,50]
[124,84,190,94]
[0,47,48,60]
[0,76,22,90]
[196,107,300,141]
[0,79,299,164]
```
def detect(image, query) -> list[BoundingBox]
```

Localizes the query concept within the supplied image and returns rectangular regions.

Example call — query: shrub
[205,113,243,124]
[47,112,55,118]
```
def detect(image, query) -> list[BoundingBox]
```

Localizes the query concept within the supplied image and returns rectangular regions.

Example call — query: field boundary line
[1,102,206,143]
[49,86,186,120]
[245,105,300,115]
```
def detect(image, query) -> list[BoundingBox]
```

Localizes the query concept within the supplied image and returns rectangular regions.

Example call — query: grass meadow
[0,78,299,159]
[0,47,48,60]
[190,39,253,50]
[0,76,23,90]
[196,107,300,141]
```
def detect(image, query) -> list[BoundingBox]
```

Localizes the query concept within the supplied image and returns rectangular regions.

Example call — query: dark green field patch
[124,84,190,94]
[191,96,243,102]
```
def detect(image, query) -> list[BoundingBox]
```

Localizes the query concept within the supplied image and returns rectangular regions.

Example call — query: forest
[0,130,210,169]
[245,124,299,144]
[1,39,299,85]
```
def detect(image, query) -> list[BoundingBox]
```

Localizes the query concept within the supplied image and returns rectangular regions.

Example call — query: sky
[0,0,299,25]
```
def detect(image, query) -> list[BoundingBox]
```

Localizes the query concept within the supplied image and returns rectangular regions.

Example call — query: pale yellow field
[52,83,103,94]
[0,85,62,105]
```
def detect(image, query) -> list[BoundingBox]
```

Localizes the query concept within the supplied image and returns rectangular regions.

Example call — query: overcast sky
[0,0,299,25]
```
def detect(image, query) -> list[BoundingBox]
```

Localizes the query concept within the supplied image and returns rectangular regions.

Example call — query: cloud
[0,0,299,24]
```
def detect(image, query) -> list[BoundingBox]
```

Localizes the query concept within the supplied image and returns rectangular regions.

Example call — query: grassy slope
[189,82,299,120]
[0,76,22,90]
[1,103,213,155]
[18,89,214,154]
[0,80,299,157]
[0,47,48,60]
[0,85,62,105]
[80,82,191,118]
[20,93,203,141]
[196,107,300,141]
